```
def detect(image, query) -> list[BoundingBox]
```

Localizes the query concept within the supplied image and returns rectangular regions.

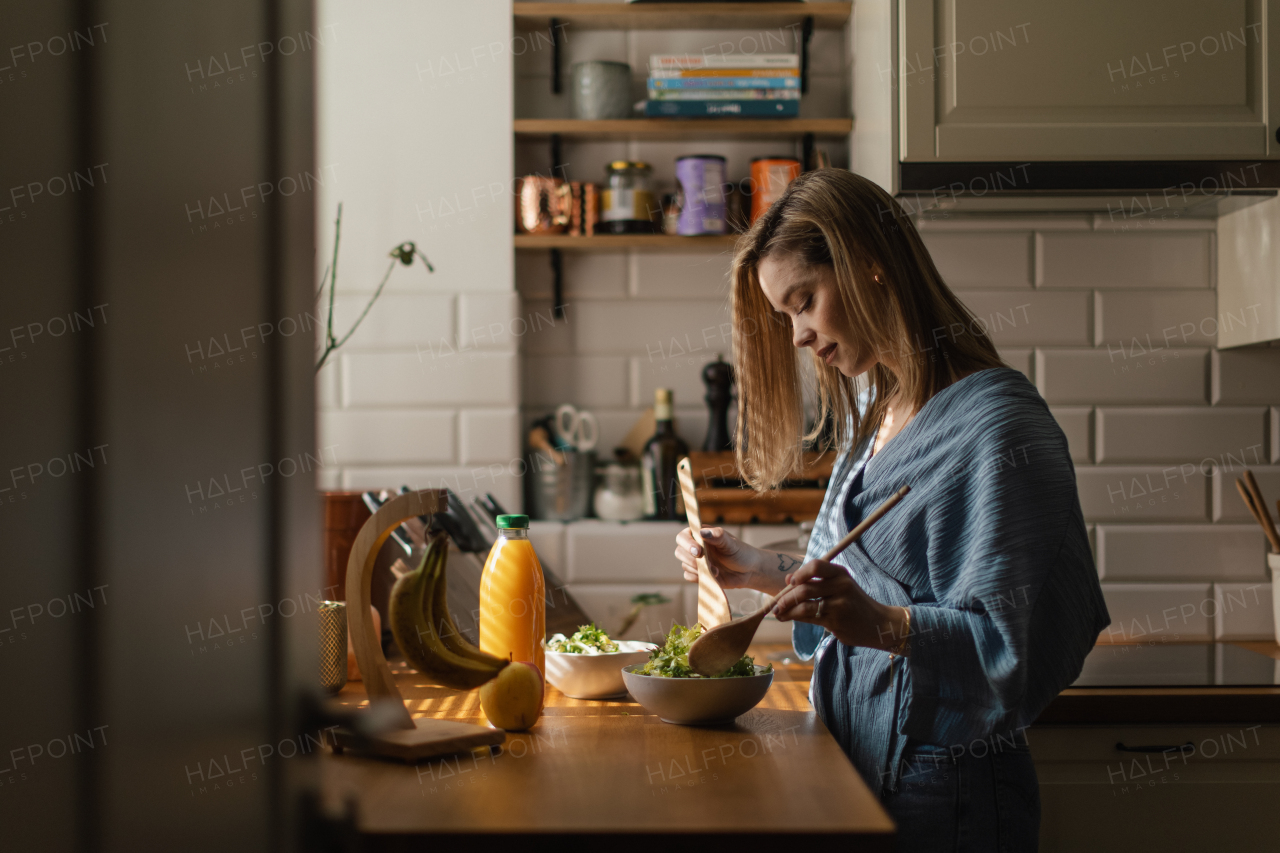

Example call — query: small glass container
[600,161,658,234]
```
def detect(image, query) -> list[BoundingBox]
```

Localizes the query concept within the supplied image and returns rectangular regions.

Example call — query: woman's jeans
[880,738,1041,852]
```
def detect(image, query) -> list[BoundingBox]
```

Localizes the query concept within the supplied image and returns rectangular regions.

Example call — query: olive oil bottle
[641,389,689,520]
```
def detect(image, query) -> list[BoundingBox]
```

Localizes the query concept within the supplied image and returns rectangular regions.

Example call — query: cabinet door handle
[1115,741,1194,754]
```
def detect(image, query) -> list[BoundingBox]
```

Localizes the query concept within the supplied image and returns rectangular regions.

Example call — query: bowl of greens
[543,624,656,699]
[621,624,774,725]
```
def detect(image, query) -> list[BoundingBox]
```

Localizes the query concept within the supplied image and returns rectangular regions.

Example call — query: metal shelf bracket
[800,15,814,94]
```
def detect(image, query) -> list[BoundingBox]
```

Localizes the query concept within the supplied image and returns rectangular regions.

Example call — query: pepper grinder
[702,354,734,452]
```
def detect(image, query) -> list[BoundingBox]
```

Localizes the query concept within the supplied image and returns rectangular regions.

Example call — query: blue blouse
[793,368,1109,795]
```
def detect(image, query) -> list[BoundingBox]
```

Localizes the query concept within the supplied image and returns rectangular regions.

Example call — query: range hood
[895,160,1280,218]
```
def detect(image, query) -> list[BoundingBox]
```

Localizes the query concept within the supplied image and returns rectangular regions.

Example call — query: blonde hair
[731,169,1004,491]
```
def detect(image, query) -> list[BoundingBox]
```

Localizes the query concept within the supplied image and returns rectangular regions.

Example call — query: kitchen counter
[320,647,894,849]
[764,641,1280,724]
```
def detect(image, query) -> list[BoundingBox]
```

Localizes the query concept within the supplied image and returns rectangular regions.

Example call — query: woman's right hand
[674,527,761,590]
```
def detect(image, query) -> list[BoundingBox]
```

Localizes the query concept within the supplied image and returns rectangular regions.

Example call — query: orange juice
[479,514,546,679]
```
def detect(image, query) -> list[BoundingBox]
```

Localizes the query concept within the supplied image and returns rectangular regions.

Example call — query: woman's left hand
[773,558,908,652]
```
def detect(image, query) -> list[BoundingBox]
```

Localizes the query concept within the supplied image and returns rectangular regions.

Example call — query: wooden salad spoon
[686,484,911,677]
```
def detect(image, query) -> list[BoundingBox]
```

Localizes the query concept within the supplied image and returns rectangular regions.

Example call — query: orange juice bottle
[479,514,546,679]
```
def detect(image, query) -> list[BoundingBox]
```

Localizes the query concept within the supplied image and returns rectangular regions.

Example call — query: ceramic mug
[571,60,632,120]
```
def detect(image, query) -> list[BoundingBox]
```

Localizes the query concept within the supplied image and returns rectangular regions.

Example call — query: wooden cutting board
[331,717,504,764]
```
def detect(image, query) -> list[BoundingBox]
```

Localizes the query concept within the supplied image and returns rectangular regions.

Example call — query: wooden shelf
[514,2,850,31]
[514,233,740,251]
[514,118,851,140]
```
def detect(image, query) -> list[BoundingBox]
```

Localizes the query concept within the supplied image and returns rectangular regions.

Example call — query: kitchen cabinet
[898,0,1280,162]
[1031,724,1280,852]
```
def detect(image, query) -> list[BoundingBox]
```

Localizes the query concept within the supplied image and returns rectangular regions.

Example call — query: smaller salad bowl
[544,640,656,699]
[621,664,774,725]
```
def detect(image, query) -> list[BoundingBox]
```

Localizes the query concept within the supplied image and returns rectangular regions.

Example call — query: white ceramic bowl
[544,641,655,699]
[621,664,774,725]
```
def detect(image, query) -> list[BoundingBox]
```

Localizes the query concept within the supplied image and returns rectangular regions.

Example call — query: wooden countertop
[320,646,894,848]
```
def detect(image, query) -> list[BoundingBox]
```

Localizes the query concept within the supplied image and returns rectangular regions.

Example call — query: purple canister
[675,155,727,236]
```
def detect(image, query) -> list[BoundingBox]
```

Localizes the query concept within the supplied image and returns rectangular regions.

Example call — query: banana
[431,552,496,665]
[389,532,507,690]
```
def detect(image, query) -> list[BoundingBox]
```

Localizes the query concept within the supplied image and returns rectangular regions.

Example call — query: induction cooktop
[1071,642,1280,688]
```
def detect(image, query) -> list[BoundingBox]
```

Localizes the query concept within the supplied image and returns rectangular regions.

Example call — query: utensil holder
[527,449,595,520]
[319,600,348,694]
[1269,554,1280,646]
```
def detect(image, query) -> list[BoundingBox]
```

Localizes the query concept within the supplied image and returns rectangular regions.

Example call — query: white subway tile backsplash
[342,350,517,407]
[1049,407,1092,463]
[1000,348,1032,380]
[1036,348,1207,405]
[317,361,340,411]
[631,352,723,409]
[340,465,521,513]
[1212,348,1280,405]
[1098,583,1213,642]
[1075,466,1208,523]
[514,250,628,302]
[522,354,628,408]
[528,520,566,579]
[460,409,519,465]
[1213,583,1274,640]
[571,300,732,355]
[1037,232,1211,289]
[315,466,341,491]
[564,583,685,643]
[330,293,454,348]
[565,520,687,583]
[458,292,521,351]
[921,232,1032,289]
[1096,407,1266,464]
[515,300,576,356]
[1096,291,1217,348]
[1096,524,1267,582]
[631,252,733,300]
[319,410,455,465]
[1211,466,1280,522]
[955,290,1089,346]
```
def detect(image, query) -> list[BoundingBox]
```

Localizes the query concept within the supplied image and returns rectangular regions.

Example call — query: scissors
[554,404,598,452]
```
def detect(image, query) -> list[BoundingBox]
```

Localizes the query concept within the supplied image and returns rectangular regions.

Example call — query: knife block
[334,488,505,762]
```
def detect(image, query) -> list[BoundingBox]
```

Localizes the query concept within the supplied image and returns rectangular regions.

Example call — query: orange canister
[479,514,546,678]
[750,156,802,223]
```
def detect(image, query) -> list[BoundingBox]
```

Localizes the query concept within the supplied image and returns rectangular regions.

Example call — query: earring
[874,275,881,283]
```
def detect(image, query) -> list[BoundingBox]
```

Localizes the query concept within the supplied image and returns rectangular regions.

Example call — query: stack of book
[645,53,800,118]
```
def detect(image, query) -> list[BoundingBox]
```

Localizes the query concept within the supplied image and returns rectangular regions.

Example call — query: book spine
[650,76,799,89]
[647,88,801,101]
[650,68,799,79]
[649,54,800,70]
[643,99,801,118]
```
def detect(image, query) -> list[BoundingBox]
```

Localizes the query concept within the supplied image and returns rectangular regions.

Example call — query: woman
[675,170,1109,851]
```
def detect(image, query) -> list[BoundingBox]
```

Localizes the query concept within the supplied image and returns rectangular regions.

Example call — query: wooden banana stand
[331,488,505,762]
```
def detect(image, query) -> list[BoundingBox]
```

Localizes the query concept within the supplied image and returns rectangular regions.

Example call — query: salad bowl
[621,664,774,725]
[544,640,655,699]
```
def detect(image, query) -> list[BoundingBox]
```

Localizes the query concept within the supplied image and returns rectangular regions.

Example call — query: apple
[479,661,543,731]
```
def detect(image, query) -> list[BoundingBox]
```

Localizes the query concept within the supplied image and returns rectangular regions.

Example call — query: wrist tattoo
[776,554,801,573]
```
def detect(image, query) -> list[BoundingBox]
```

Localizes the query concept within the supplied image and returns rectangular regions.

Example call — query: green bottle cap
[496,514,530,529]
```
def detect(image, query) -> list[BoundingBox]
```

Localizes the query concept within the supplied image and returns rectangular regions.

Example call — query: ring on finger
[814,597,825,618]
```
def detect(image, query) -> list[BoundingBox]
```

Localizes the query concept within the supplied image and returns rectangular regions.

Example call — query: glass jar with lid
[600,161,659,234]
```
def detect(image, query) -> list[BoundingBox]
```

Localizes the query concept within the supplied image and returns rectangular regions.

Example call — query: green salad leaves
[637,623,770,678]
[546,623,619,654]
